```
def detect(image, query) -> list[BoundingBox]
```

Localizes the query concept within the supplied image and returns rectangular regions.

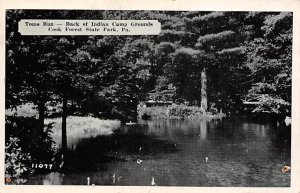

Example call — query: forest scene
[5,10,292,186]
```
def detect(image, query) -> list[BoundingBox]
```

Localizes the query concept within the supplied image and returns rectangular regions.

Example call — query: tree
[184,12,249,113]
[97,37,155,121]
[39,36,102,152]
[245,12,292,116]
[148,11,250,113]
[6,10,120,152]
[153,12,197,104]
[168,47,202,104]
[6,11,57,135]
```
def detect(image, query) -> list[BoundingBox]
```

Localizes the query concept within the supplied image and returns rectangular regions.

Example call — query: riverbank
[5,105,122,182]
[6,104,121,143]
[138,104,225,120]
[46,116,120,148]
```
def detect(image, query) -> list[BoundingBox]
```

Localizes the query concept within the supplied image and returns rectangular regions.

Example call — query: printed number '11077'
[32,163,53,169]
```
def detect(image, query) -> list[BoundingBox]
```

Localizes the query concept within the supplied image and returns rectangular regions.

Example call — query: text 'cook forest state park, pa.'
[5,10,292,186]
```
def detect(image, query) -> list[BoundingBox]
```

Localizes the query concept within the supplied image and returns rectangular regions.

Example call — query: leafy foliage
[5,116,55,163]
[246,12,292,114]
[5,137,32,182]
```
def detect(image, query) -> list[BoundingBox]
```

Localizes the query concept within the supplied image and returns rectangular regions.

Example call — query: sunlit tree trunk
[201,67,208,113]
[62,91,67,154]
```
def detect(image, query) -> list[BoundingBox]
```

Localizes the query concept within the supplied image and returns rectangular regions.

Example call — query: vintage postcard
[0,0,299,193]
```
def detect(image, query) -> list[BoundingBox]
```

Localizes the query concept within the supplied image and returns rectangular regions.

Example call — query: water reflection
[43,172,64,185]
[27,117,290,186]
[200,120,207,140]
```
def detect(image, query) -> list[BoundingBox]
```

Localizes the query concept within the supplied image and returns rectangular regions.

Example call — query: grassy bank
[46,116,120,141]
[138,104,225,120]
[5,103,122,153]
[46,116,121,151]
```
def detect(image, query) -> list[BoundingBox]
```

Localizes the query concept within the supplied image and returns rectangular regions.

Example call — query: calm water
[27,118,291,186]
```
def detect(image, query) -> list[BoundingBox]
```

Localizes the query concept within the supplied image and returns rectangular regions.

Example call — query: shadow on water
[63,124,178,173]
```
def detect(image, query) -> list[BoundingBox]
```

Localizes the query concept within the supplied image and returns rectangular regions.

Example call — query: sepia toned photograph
[4,9,292,187]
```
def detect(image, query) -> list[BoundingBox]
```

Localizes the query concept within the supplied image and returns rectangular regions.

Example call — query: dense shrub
[138,106,169,119]
[167,104,206,118]
[5,116,56,177]
[5,137,32,184]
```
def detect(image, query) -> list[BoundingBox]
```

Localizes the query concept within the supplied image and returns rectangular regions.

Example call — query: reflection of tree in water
[267,124,291,162]
[145,119,220,140]
[207,119,276,145]
[43,172,64,185]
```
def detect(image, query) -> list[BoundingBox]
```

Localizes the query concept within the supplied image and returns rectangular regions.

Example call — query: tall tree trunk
[37,100,45,137]
[62,92,67,154]
[201,67,208,113]
[36,90,46,137]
